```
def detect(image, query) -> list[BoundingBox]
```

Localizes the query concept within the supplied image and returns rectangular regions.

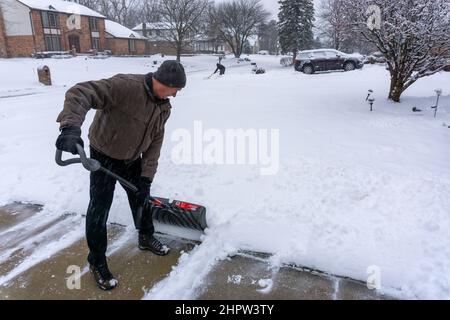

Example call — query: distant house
[132,22,180,56]
[247,35,260,54]
[132,22,172,41]
[0,0,147,58]
[105,20,146,56]
[132,22,229,55]
[193,35,226,54]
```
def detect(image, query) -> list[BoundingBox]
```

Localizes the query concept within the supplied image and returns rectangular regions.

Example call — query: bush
[280,56,293,67]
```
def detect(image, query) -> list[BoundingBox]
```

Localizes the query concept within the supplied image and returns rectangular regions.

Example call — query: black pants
[86,146,154,266]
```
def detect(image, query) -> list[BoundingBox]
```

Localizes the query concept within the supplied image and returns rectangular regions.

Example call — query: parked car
[258,50,269,55]
[294,49,364,74]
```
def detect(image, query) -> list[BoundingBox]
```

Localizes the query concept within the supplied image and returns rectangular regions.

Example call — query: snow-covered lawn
[0,55,449,299]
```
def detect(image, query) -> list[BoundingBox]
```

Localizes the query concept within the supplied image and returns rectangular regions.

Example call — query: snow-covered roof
[132,22,172,31]
[105,20,145,39]
[18,0,105,18]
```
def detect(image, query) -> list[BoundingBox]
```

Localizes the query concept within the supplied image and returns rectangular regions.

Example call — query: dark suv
[294,49,364,74]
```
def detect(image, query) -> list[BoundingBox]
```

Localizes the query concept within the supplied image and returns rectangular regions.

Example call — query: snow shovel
[55,144,207,232]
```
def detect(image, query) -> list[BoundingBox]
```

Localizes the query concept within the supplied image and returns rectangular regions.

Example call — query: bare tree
[74,0,161,29]
[210,0,270,58]
[342,0,450,102]
[258,20,279,54]
[76,0,101,10]
[317,0,375,54]
[158,0,210,61]
[317,0,349,50]
[138,0,161,25]
[101,0,139,27]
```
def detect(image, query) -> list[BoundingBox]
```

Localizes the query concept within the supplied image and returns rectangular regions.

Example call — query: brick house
[104,19,146,56]
[132,22,179,56]
[0,0,147,58]
[0,0,108,58]
[132,22,231,56]
[133,22,224,56]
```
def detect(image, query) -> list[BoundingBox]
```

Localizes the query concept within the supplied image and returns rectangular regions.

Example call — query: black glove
[55,126,84,155]
[136,177,152,208]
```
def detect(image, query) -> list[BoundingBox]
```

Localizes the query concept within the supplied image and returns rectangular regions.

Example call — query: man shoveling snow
[55,60,186,290]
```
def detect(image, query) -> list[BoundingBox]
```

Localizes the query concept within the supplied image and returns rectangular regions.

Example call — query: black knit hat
[153,60,186,88]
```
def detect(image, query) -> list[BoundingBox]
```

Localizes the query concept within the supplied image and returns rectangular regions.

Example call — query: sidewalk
[0,203,390,300]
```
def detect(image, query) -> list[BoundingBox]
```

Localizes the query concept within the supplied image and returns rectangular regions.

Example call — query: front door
[68,35,80,53]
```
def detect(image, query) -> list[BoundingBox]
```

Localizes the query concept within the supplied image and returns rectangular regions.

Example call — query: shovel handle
[55,144,102,172]
[55,144,168,225]
[55,144,139,192]
[56,144,84,166]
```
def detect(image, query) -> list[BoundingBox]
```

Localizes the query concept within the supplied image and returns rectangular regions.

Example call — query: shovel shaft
[55,144,206,231]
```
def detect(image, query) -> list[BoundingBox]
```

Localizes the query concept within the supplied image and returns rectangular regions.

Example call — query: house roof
[132,22,172,31]
[105,20,145,39]
[18,0,105,18]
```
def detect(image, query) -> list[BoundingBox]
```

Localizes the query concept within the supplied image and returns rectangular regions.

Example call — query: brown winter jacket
[56,73,171,180]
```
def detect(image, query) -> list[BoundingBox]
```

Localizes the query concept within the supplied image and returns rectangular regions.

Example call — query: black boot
[89,262,118,291]
[138,234,170,255]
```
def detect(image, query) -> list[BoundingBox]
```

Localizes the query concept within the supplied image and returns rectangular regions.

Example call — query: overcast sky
[231,0,322,21]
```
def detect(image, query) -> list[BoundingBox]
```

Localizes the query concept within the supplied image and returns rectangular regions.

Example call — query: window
[89,18,99,32]
[92,37,100,50]
[129,39,136,53]
[298,53,312,59]
[325,51,340,58]
[313,51,327,58]
[41,11,59,28]
[44,35,62,51]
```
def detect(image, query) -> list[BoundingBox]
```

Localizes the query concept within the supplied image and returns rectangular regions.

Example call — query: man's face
[152,78,182,99]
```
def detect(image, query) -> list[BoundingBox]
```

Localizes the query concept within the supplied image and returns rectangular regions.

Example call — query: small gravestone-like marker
[37,65,52,86]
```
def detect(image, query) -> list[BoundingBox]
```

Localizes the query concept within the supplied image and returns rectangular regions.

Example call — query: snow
[257,278,273,294]
[105,20,145,39]
[300,48,365,60]
[18,0,105,18]
[0,54,450,299]
[0,212,84,286]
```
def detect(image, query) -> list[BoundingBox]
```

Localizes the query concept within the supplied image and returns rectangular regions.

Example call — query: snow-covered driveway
[0,55,449,299]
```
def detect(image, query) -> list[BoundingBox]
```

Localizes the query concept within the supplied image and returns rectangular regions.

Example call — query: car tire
[303,65,314,74]
[344,62,355,71]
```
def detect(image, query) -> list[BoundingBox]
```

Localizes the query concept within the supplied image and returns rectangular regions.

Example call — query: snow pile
[0,55,449,299]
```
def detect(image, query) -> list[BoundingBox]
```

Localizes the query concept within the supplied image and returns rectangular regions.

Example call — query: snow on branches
[342,0,450,102]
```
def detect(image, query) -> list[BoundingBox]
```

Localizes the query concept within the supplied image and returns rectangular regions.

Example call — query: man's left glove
[136,177,152,209]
